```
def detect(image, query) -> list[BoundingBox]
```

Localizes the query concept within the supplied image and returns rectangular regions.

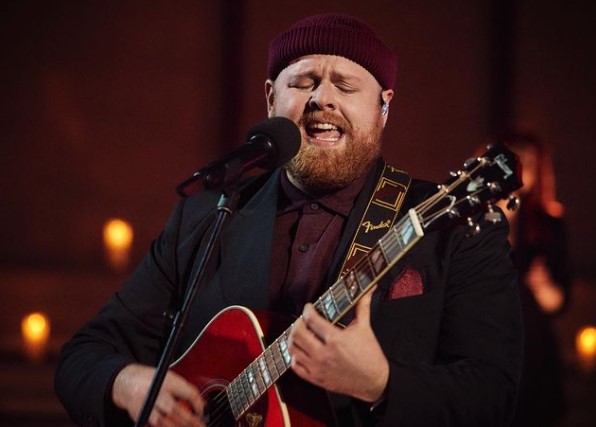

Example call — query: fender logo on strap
[338,162,411,277]
[361,219,391,233]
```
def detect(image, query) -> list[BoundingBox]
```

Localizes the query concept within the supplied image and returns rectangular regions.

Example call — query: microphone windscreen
[247,117,301,169]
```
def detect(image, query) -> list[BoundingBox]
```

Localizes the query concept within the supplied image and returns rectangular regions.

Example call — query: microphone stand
[134,167,241,427]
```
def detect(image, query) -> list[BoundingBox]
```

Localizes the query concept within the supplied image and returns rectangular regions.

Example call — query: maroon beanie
[267,14,397,90]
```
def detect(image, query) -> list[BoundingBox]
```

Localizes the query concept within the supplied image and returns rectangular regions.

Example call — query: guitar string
[199,159,491,425]
[204,330,293,425]
[308,159,489,317]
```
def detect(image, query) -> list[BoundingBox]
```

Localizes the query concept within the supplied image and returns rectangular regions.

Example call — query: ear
[381,89,395,105]
[265,79,275,117]
[380,89,395,127]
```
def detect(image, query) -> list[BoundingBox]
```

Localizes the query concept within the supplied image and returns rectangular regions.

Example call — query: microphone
[176,117,301,196]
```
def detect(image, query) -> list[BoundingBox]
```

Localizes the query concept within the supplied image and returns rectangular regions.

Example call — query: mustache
[298,111,353,134]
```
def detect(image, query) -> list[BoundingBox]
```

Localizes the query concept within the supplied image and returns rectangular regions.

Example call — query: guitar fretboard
[225,209,424,419]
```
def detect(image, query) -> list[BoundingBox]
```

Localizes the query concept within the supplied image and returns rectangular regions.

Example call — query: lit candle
[576,325,596,372]
[103,218,134,272]
[21,312,50,363]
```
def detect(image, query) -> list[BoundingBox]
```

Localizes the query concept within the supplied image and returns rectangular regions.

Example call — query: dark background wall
[1,0,595,278]
[1,0,595,425]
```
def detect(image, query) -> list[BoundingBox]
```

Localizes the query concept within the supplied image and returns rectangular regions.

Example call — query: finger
[153,372,204,427]
[290,356,313,380]
[289,317,320,356]
[167,400,204,427]
[354,286,375,325]
[153,391,179,419]
[302,303,336,343]
[148,409,176,427]
[153,397,203,427]
[166,371,205,415]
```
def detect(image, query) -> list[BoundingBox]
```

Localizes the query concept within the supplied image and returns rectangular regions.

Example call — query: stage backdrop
[1,0,595,278]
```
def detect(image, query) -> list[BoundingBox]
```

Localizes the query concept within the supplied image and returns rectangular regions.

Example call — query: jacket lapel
[218,170,281,310]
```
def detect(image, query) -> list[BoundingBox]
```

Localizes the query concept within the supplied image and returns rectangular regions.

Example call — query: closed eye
[288,76,317,90]
[336,84,358,94]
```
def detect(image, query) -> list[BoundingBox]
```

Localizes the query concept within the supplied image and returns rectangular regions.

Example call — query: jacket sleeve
[53,197,207,427]
[377,216,523,426]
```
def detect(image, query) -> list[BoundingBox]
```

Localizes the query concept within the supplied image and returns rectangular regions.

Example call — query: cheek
[345,105,381,131]
[272,91,307,118]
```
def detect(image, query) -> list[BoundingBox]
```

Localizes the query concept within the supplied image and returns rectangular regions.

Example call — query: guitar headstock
[417,143,523,234]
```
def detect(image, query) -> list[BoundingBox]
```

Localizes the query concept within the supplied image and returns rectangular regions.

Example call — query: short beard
[284,112,384,194]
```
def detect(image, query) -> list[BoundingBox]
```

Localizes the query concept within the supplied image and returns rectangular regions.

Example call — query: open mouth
[305,121,344,145]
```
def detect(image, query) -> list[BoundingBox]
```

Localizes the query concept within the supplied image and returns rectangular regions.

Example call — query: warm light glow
[576,325,596,372]
[21,312,51,362]
[577,326,596,355]
[103,218,134,271]
[104,219,134,249]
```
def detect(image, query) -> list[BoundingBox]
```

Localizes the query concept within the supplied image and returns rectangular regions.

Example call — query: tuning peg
[484,203,502,224]
[466,195,481,206]
[463,157,477,169]
[487,181,502,194]
[447,207,460,219]
[466,217,481,235]
[506,195,521,211]
[449,170,459,178]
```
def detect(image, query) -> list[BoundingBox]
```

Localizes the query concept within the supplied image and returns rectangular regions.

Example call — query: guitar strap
[337,162,411,279]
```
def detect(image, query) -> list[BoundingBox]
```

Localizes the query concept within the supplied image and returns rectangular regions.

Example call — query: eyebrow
[290,68,363,85]
[330,70,363,84]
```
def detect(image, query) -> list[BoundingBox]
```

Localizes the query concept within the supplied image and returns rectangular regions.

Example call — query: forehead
[280,54,380,86]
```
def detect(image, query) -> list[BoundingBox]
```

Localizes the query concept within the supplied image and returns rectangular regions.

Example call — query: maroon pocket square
[387,266,424,300]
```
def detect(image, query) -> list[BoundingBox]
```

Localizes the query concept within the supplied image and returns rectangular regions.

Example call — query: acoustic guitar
[171,144,522,426]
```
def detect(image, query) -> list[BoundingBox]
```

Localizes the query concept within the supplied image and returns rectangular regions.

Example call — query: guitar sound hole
[203,389,235,427]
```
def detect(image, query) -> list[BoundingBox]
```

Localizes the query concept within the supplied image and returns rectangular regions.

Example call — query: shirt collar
[278,169,368,217]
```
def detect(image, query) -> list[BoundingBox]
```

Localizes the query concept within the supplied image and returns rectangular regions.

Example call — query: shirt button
[310,203,319,210]
[298,244,309,252]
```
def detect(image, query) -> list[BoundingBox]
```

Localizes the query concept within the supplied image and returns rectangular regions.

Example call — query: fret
[257,355,272,387]
[264,348,280,381]
[397,216,416,247]
[272,340,288,374]
[278,335,292,367]
[378,234,391,264]
[313,299,328,320]
[337,276,355,305]
[225,384,236,418]
[252,360,266,394]
[355,263,373,290]
[389,226,405,259]
[244,370,255,407]
[344,270,361,299]
[321,292,339,321]
[228,379,242,417]
[246,363,261,398]
[369,245,388,274]
[331,281,351,313]
[240,371,253,409]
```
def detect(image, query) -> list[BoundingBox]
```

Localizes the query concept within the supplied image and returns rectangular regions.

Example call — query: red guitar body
[171,306,335,427]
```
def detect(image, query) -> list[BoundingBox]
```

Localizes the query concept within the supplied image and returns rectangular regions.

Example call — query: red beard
[284,111,384,193]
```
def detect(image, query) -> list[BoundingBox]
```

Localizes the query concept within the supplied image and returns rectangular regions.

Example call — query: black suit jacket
[55,160,523,426]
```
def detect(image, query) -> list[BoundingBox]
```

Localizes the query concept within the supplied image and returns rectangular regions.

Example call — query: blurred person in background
[496,130,572,427]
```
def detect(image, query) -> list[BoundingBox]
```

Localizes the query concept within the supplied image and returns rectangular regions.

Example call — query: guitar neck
[225,209,424,419]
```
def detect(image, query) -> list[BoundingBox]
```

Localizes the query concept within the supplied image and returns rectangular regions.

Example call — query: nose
[308,83,337,111]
